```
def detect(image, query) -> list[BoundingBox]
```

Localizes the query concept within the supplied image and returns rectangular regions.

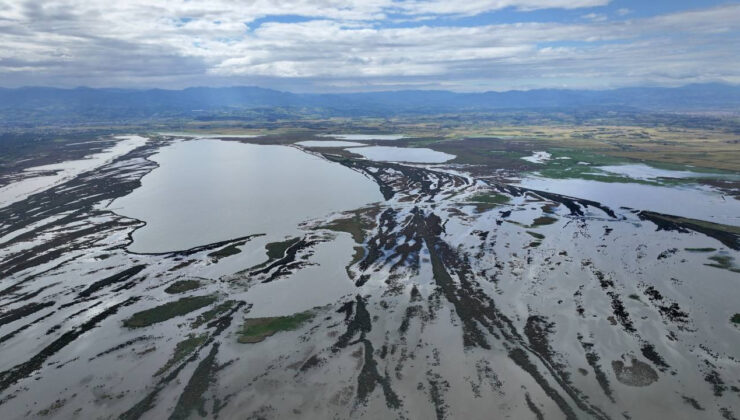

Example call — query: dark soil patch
[612,358,658,387]
[164,279,202,294]
[123,295,217,329]
[238,311,313,344]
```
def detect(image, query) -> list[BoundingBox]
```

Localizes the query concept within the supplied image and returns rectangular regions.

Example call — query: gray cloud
[0,1,738,91]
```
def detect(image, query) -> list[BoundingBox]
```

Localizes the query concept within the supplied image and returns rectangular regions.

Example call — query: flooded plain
[597,163,735,181]
[0,135,147,208]
[112,139,383,253]
[350,146,455,163]
[296,140,366,147]
[518,176,740,224]
[0,133,738,420]
[322,134,406,141]
[521,151,552,164]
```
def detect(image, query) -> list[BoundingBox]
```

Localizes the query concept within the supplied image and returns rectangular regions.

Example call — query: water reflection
[113,139,383,253]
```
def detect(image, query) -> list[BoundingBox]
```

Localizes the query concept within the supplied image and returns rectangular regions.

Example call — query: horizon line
[1,82,738,96]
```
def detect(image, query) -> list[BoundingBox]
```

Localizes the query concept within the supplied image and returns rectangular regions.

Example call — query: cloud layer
[0,0,738,91]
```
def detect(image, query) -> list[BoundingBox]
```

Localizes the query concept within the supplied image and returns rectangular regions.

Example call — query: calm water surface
[322,134,405,141]
[113,139,383,253]
[597,163,736,181]
[296,140,366,147]
[518,177,740,225]
[350,146,455,163]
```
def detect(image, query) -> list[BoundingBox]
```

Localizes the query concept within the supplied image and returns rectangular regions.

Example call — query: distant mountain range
[0,83,738,124]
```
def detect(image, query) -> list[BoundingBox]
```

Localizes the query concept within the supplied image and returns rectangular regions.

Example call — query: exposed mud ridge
[638,210,740,251]
[168,342,221,419]
[0,296,140,394]
[347,204,613,419]
[325,154,471,202]
[0,300,55,327]
[0,138,738,419]
[643,285,691,328]
[577,334,615,402]
[492,182,618,218]
[612,358,659,387]
[77,265,147,298]
[0,140,165,244]
[249,236,321,283]
[133,233,265,257]
[332,295,401,410]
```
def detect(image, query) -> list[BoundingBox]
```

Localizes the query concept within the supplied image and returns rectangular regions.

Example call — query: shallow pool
[350,146,455,163]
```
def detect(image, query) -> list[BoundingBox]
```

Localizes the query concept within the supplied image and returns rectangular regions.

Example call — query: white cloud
[0,1,737,91]
[394,0,611,16]
[581,13,607,22]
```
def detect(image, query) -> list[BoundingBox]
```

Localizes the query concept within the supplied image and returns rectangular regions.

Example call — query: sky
[0,0,738,92]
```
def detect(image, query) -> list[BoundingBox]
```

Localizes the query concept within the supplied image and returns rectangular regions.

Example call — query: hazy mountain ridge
[0,84,738,124]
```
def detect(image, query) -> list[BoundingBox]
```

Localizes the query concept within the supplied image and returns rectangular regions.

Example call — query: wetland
[0,121,738,420]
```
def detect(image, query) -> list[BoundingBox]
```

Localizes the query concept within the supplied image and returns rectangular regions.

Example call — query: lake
[112,139,383,253]
[296,140,365,147]
[597,163,736,181]
[350,146,455,163]
[321,134,406,141]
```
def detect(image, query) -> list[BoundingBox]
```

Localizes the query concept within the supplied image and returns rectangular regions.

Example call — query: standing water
[113,139,383,253]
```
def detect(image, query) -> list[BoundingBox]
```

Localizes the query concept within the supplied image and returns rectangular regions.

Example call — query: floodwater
[158,132,259,139]
[112,139,383,253]
[518,176,740,225]
[350,146,455,163]
[322,134,406,141]
[243,233,358,318]
[296,140,365,147]
[521,151,552,164]
[0,135,147,209]
[597,163,735,181]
